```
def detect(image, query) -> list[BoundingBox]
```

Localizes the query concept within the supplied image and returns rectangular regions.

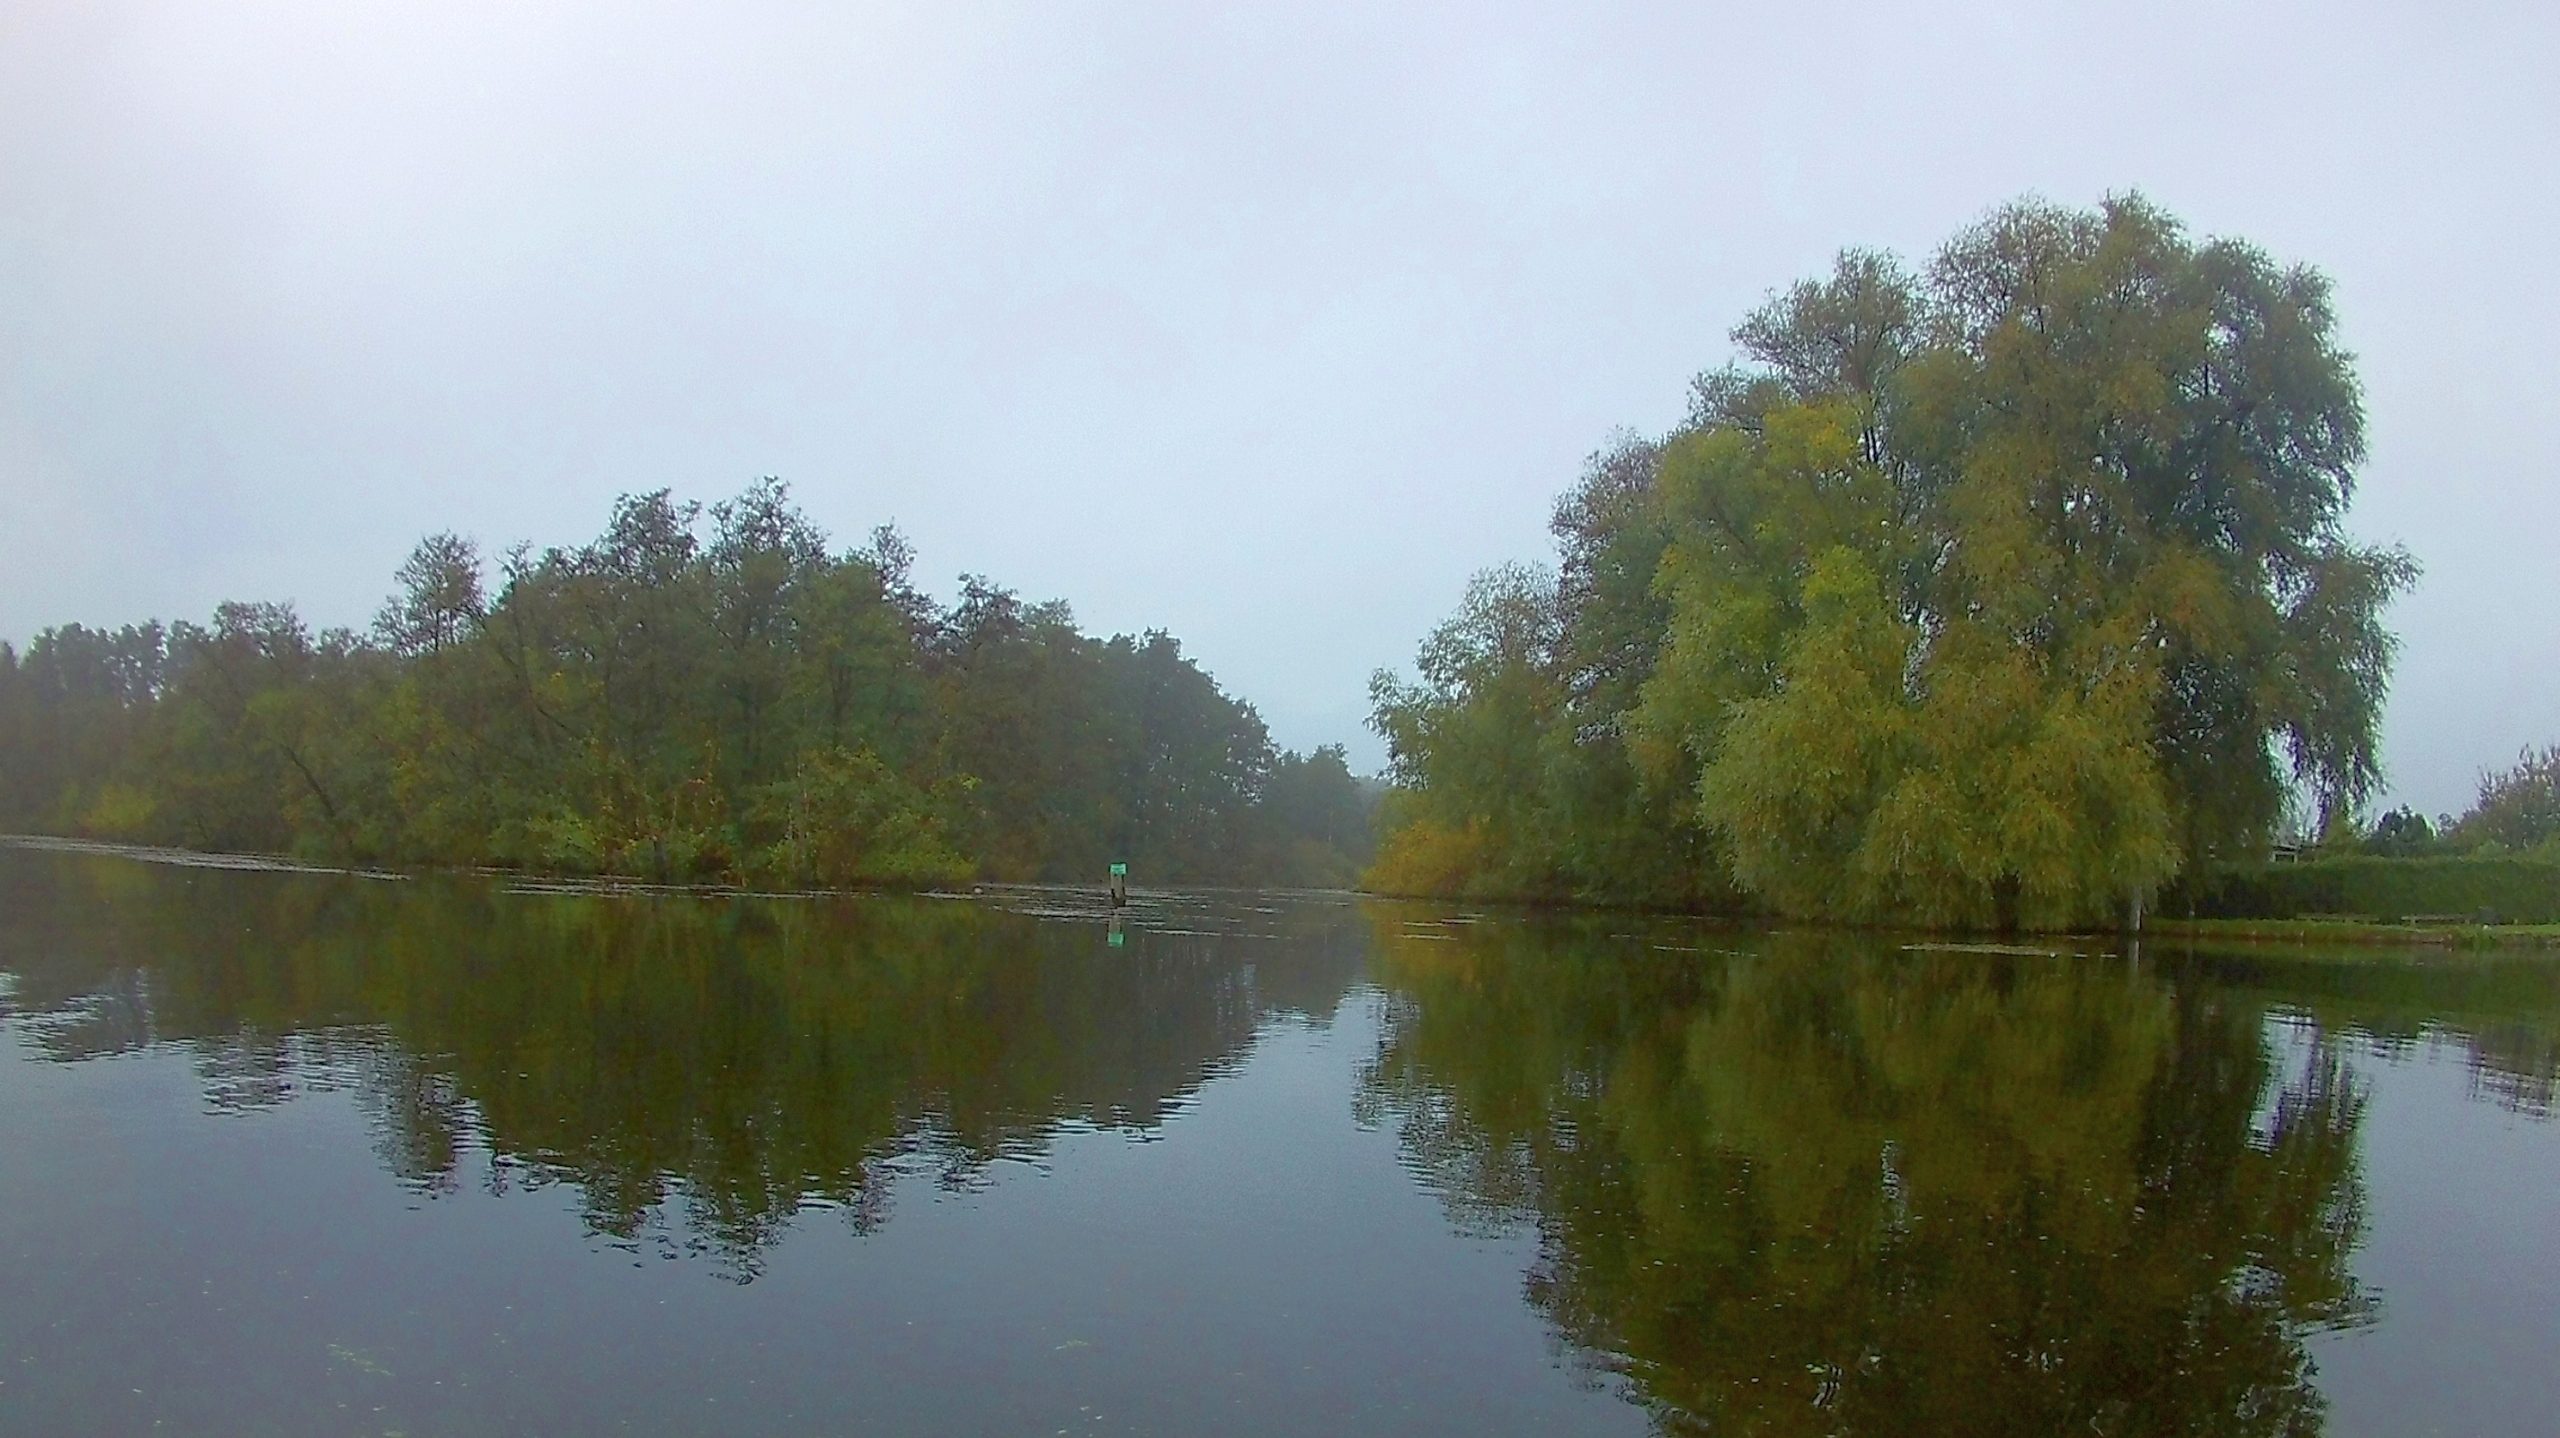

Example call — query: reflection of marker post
[1107,914,1125,949]
[1109,862,1128,910]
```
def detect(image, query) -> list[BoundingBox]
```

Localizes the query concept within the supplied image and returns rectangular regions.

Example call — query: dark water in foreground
[2,846,2556,1437]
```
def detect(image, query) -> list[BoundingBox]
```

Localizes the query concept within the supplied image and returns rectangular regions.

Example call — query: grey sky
[3,0,2552,819]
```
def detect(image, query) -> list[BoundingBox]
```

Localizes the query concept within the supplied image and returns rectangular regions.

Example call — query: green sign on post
[1110,863,1127,876]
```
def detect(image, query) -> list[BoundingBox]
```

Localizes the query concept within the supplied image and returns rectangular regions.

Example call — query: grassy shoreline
[2146,916,2560,952]
[13,832,2559,955]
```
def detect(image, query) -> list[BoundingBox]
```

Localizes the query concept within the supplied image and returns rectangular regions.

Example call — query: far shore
[2147,916,2560,953]
[13,831,2560,957]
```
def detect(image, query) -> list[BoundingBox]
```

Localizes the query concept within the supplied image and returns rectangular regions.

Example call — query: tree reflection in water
[6,848,2557,1435]
[0,852,1362,1278]
[1357,917,2379,1437]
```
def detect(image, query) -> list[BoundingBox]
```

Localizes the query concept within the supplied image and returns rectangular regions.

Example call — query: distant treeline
[1369,195,2422,928]
[2175,747,2560,925]
[2358,744,2560,860]
[0,481,1373,888]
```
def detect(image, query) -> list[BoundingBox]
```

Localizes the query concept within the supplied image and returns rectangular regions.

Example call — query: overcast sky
[3,1,2552,818]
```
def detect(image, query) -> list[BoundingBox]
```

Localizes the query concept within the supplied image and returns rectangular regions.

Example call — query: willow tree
[1634,196,2413,927]
[1374,195,2413,926]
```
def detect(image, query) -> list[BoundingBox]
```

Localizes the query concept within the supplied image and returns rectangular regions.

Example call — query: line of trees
[0,480,1374,887]
[2362,745,2560,858]
[1370,195,2416,928]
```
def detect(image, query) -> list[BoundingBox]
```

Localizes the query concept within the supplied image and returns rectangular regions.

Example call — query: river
[2,842,2554,1435]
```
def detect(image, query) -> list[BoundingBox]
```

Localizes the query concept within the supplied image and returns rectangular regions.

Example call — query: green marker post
[1109,862,1128,910]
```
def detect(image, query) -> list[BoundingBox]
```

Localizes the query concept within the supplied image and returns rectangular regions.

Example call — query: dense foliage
[0,481,1372,886]
[2180,745,2560,924]
[1372,196,2414,927]
[2174,851,2560,927]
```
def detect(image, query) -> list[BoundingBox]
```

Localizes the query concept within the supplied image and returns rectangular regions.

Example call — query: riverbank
[0,832,411,881]
[0,832,1251,913]
[2148,916,2560,952]
[16,832,2560,955]
[0,832,876,896]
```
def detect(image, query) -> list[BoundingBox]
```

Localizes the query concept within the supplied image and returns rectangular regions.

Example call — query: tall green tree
[1368,561,1571,897]
[1374,195,2415,927]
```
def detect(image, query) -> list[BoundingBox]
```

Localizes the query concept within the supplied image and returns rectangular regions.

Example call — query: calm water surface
[2,843,2556,1436]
